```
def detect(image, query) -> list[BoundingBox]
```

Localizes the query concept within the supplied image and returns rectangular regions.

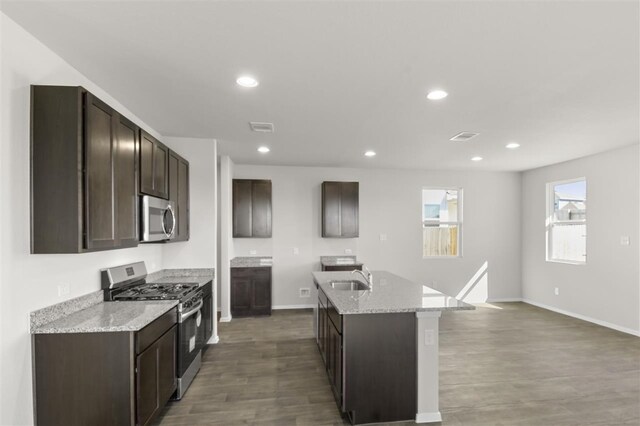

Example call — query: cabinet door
[322,182,342,237]
[153,142,169,199]
[136,340,159,426]
[157,326,177,407]
[177,156,189,240]
[168,151,189,241]
[251,180,272,238]
[231,275,252,316]
[318,303,327,363]
[114,115,139,248]
[84,93,117,250]
[328,322,342,404]
[140,130,169,199]
[340,182,359,237]
[232,180,253,237]
[203,294,213,343]
[251,269,272,315]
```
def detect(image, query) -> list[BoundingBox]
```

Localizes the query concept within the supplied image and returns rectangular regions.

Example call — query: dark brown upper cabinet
[168,150,190,241]
[233,179,272,238]
[140,130,169,200]
[322,181,359,238]
[31,86,139,253]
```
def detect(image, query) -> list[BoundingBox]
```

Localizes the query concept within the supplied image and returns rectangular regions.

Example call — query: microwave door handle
[163,205,176,238]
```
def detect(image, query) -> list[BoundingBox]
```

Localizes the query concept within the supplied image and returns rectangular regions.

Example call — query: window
[422,188,462,257]
[547,178,587,264]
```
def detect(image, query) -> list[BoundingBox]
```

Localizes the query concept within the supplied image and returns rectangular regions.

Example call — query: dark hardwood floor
[155,303,640,426]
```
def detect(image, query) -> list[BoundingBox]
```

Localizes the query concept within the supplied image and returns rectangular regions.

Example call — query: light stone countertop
[31,300,178,334]
[146,268,215,287]
[231,257,273,268]
[320,256,363,266]
[312,270,474,315]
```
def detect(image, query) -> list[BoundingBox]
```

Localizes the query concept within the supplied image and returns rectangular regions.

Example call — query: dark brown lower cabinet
[201,281,214,345]
[231,267,272,317]
[316,289,416,425]
[33,308,177,426]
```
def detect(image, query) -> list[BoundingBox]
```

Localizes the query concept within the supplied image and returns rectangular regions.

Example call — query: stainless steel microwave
[141,195,176,242]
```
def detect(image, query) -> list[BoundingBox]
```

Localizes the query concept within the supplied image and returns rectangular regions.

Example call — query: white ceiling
[2,1,638,171]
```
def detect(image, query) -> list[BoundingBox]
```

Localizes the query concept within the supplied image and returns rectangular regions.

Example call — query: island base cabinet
[316,291,417,426]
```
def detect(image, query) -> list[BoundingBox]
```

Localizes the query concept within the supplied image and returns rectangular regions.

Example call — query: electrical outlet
[380,233,387,241]
[344,248,353,254]
[554,287,559,296]
[620,236,630,246]
[299,288,310,298]
[424,330,435,346]
[249,250,257,255]
[293,247,299,255]
[58,283,70,297]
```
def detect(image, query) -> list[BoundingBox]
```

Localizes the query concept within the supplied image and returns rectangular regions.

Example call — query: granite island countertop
[312,270,474,315]
[31,300,179,334]
[231,256,273,268]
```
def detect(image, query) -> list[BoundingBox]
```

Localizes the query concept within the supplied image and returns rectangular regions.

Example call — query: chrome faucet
[352,266,373,291]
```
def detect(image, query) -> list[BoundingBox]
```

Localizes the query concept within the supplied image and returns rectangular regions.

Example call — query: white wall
[522,144,640,335]
[0,13,168,425]
[232,165,522,308]
[218,156,234,319]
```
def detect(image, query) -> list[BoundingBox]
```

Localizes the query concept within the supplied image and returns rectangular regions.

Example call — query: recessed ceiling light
[506,143,520,149]
[427,90,448,100]
[257,146,270,153]
[236,76,259,88]
[364,151,376,157]
[471,156,483,162]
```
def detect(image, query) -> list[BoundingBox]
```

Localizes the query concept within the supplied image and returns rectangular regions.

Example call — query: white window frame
[546,177,587,265]
[422,187,463,259]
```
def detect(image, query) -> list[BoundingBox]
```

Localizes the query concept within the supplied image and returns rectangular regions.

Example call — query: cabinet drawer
[328,301,342,334]
[136,308,177,354]
[231,266,271,278]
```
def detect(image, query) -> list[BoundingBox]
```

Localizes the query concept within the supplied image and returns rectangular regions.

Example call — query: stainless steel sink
[330,280,370,291]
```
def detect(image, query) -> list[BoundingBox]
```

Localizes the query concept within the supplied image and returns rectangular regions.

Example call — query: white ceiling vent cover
[450,132,479,142]
[249,122,275,133]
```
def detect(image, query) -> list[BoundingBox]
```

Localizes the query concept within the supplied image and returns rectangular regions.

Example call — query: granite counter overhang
[231,256,273,268]
[146,268,215,287]
[320,256,363,267]
[31,300,179,334]
[312,271,475,315]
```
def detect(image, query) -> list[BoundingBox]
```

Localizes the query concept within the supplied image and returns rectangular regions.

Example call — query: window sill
[546,258,586,266]
[423,256,462,260]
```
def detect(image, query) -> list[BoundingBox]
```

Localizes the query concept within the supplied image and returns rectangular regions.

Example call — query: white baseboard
[273,304,315,310]
[523,299,640,337]
[486,297,523,303]
[416,411,442,423]
[219,315,232,322]
[207,335,219,344]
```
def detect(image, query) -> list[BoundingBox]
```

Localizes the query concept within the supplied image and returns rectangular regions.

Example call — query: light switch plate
[249,250,257,255]
[293,247,299,255]
[299,288,310,298]
[620,236,630,246]
[380,233,387,241]
[344,248,353,254]
[57,284,70,297]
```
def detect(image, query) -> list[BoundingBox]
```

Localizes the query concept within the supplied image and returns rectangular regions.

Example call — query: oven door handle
[179,299,204,323]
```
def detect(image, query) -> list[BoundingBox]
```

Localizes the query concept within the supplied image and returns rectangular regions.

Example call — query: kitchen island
[312,270,473,425]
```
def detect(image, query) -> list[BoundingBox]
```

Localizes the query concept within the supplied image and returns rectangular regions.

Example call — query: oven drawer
[136,307,178,354]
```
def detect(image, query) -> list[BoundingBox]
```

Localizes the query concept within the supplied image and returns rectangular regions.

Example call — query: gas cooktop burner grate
[113,282,199,301]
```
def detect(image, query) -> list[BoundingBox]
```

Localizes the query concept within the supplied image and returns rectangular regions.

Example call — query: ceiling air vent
[249,122,275,133]
[449,132,479,142]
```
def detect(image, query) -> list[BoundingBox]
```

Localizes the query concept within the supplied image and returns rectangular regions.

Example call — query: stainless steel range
[101,262,205,400]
